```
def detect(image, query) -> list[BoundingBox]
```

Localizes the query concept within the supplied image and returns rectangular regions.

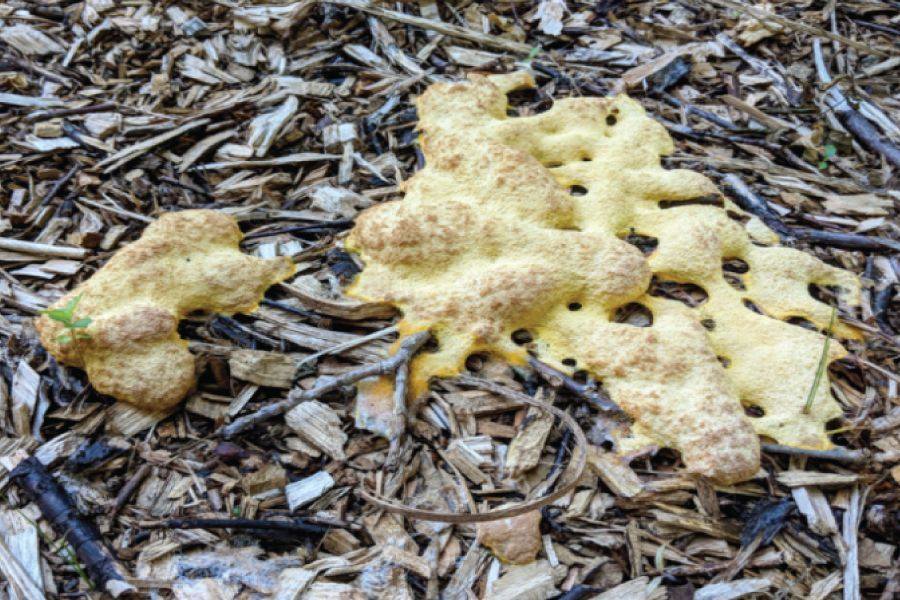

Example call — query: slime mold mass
[346,72,861,484]
[37,210,295,410]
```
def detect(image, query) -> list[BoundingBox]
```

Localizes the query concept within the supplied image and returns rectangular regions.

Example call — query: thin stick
[41,164,80,206]
[385,353,410,470]
[220,331,431,438]
[0,238,88,259]
[803,306,836,414]
[110,463,151,518]
[760,443,867,464]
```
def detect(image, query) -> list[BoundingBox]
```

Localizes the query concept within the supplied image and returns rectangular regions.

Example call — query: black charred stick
[260,298,319,318]
[663,119,782,152]
[873,284,895,334]
[722,173,793,239]
[143,517,333,535]
[835,107,900,170]
[661,92,739,130]
[813,39,900,170]
[791,228,900,253]
[10,457,133,597]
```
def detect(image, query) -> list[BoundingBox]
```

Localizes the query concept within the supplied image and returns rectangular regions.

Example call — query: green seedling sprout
[523,46,540,65]
[818,144,837,170]
[802,306,837,414]
[40,294,92,344]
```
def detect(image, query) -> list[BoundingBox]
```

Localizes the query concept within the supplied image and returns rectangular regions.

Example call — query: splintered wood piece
[286,471,335,512]
[0,237,88,259]
[242,463,287,496]
[505,404,553,478]
[476,510,542,565]
[791,486,838,535]
[229,349,298,388]
[285,400,348,461]
[775,471,858,488]
[11,360,40,437]
[842,485,862,600]
[586,446,644,497]
[0,510,43,599]
[695,577,772,600]
[491,559,559,600]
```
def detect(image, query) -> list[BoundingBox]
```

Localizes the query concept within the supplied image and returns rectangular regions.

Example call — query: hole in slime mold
[613,303,653,327]
[723,257,750,273]
[649,277,709,307]
[808,283,842,307]
[570,185,588,196]
[701,319,716,330]
[718,356,731,368]
[465,353,488,372]
[723,258,749,291]
[568,302,582,311]
[511,329,533,345]
[726,210,750,225]
[606,114,617,126]
[826,418,852,447]
[785,316,818,332]
[742,298,766,315]
[744,404,765,418]
[658,195,724,210]
[619,232,658,256]
[561,358,577,367]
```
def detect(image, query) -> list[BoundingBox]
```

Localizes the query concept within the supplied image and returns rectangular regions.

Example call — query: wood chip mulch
[0,1,898,599]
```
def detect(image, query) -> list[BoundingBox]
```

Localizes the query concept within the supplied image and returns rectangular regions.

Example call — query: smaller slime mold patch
[37,209,295,409]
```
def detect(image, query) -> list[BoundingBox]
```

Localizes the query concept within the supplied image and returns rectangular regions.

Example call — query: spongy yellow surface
[36,210,295,409]
[345,72,861,484]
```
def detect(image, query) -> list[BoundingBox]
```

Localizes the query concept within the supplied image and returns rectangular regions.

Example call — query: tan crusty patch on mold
[346,72,860,484]
[36,209,295,409]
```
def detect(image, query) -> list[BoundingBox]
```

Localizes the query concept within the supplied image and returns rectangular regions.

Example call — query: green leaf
[70,318,92,329]
[523,46,540,64]
[818,161,828,170]
[823,144,837,159]
[61,294,83,319]
[76,332,92,340]
[42,308,72,322]
[57,334,73,344]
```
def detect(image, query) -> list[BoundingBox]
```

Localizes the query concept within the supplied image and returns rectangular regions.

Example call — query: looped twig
[361,375,588,523]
